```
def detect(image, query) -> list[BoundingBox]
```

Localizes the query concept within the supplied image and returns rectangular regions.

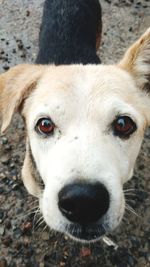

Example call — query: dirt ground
[0,0,150,266]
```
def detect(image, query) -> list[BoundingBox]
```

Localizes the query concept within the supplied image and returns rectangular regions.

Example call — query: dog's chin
[65,223,107,243]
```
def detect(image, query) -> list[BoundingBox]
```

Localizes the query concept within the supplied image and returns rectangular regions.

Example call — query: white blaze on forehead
[23,64,146,129]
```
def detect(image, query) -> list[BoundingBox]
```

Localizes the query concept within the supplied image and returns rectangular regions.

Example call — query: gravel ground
[0,0,150,266]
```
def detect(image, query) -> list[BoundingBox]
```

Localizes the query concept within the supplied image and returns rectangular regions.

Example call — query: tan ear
[0,64,45,133]
[119,28,150,92]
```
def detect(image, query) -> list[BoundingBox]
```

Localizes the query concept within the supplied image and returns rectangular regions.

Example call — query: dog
[36,0,102,64]
[0,28,149,242]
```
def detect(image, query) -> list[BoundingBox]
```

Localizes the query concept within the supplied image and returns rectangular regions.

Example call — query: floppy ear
[119,28,150,92]
[0,64,45,133]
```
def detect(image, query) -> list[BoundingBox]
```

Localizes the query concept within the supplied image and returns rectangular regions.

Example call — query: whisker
[33,215,44,231]
[42,224,48,233]
[125,203,140,218]
[124,188,146,193]
[32,207,41,228]
[36,218,45,230]
[25,206,40,216]
[12,205,40,221]
[123,188,136,192]
[102,236,118,250]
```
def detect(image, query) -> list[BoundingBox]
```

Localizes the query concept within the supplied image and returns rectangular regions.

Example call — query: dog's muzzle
[58,181,110,241]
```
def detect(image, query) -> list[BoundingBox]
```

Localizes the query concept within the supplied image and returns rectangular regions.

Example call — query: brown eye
[113,116,137,138]
[36,118,55,136]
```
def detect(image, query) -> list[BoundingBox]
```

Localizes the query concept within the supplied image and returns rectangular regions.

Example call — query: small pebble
[60,262,65,267]
[0,258,8,267]
[1,235,12,246]
[0,210,4,220]
[3,65,9,71]
[41,232,49,241]
[4,145,12,151]
[21,221,32,234]
[80,248,92,257]
[17,43,23,50]
[0,226,5,236]
[4,219,11,230]
[1,155,10,165]
[0,187,4,194]
[13,228,22,238]
[10,163,15,169]
[26,10,30,16]
[12,183,19,190]
[12,49,16,54]
[20,53,26,58]
[1,137,8,145]
[0,50,5,55]
[14,240,22,250]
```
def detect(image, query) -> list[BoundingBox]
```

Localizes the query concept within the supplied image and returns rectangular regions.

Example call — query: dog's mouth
[65,223,107,242]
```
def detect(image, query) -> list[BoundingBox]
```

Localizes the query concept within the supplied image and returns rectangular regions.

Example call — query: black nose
[58,182,109,224]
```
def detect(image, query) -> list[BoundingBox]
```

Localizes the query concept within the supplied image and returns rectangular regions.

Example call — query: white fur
[22,65,147,240]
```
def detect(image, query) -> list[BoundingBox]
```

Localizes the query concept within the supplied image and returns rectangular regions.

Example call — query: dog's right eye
[112,116,137,139]
[35,118,55,137]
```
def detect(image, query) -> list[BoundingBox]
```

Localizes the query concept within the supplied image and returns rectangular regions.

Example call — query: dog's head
[0,29,150,242]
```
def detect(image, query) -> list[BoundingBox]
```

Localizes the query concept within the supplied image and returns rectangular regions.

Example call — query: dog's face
[0,29,150,242]
[23,65,147,241]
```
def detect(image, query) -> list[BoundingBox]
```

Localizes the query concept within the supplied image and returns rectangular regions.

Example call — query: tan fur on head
[119,28,150,91]
[0,64,45,133]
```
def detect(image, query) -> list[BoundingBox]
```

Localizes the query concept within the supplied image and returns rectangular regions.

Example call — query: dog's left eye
[36,118,55,136]
[112,116,137,138]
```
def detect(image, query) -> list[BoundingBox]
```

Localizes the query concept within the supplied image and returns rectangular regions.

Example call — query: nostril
[58,182,110,224]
